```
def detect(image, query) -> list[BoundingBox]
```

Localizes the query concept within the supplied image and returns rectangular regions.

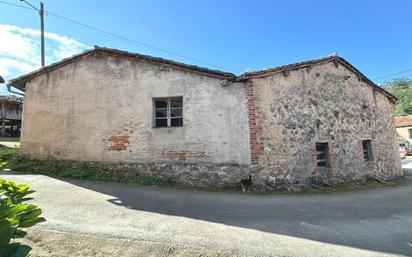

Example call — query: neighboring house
[8,47,402,190]
[394,115,412,144]
[0,95,23,137]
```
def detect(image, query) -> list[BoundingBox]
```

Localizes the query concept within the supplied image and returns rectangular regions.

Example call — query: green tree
[382,78,412,116]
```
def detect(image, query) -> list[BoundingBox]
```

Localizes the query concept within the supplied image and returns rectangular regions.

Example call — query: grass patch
[0,147,167,187]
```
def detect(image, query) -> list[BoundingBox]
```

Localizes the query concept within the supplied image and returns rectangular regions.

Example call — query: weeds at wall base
[0,147,167,187]
[0,146,403,193]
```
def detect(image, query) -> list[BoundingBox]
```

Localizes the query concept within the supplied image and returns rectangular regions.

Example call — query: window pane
[153,97,183,128]
[155,100,168,108]
[316,143,327,152]
[362,140,372,161]
[315,143,329,167]
[170,108,182,117]
[170,98,182,108]
[171,118,183,127]
[155,118,167,127]
[155,108,167,118]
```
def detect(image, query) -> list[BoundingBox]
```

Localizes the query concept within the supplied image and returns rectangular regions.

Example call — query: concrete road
[2,164,412,257]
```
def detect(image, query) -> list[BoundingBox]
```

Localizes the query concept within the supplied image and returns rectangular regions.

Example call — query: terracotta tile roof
[394,115,412,127]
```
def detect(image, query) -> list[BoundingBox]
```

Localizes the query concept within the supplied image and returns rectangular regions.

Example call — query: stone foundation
[62,160,250,188]
[251,164,403,191]
[56,159,403,191]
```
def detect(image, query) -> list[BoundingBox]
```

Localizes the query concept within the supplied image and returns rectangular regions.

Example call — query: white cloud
[0,57,37,76]
[0,24,88,80]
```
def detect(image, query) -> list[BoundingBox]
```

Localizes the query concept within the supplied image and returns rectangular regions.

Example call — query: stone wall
[249,61,403,190]
[19,52,402,190]
[20,52,251,187]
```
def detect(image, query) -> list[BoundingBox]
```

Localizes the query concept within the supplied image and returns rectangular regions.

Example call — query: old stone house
[9,47,402,190]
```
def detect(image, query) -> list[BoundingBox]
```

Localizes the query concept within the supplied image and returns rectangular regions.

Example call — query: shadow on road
[44,168,412,257]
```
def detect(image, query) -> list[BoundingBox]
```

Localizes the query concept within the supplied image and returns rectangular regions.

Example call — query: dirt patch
[21,228,247,257]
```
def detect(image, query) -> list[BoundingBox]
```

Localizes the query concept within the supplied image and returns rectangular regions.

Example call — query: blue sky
[1,0,412,94]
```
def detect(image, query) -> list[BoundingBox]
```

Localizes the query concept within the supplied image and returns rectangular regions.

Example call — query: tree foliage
[381,78,412,116]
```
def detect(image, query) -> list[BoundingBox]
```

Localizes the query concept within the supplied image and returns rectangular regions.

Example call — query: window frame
[315,142,330,168]
[362,139,373,162]
[153,97,183,128]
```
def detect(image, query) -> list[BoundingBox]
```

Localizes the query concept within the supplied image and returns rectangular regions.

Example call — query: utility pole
[20,1,45,67]
[40,2,45,67]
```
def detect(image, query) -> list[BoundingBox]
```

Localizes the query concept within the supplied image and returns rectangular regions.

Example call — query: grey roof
[9,46,235,91]
[0,95,23,104]
[8,47,396,102]
[240,54,396,102]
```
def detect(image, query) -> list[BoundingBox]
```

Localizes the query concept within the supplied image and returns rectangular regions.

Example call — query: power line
[0,0,34,10]
[373,68,412,81]
[4,0,410,77]
[0,0,235,72]
[46,11,235,72]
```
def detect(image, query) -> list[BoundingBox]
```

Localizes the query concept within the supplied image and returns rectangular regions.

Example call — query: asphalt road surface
[2,162,412,257]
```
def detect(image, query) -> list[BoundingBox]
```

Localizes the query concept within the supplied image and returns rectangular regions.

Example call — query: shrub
[0,178,45,257]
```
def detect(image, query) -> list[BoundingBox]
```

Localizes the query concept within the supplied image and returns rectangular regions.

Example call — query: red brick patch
[162,150,206,162]
[358,140,364,161]
[328,142,336,171]
[108,135,130,151]
[164,151,188,161]
[245,84,264,165]
[310,143,317,173]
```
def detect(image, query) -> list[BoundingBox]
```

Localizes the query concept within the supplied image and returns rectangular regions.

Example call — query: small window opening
[408,129,412,139]
[362,139,373,161]
[316,142,329,167]
[154,97,183,128]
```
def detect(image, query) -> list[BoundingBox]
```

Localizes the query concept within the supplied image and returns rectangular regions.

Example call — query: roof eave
[241,56,397,103]
[8,47,235,88]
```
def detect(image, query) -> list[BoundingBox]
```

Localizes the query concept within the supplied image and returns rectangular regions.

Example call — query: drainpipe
[0,76,5,136]
[6,84,25,97]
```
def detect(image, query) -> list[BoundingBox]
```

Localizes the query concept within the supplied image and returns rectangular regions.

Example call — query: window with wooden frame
[315,142,329,167]
[362,139,373,161]
[153,97,183,128]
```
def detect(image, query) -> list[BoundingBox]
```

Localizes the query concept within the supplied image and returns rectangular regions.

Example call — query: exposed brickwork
[310,143,317,173]
[328,142,336,171]
[358,140,364,161]
[245,84,263,165]
[162,150,206,162]
[164,151,188,161]
[108,135,130,151]
[370,139,377,162]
